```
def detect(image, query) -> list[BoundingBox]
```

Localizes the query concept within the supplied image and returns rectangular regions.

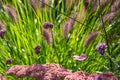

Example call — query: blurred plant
[34,45,41,54]
[0,0,119,80]
[42,23,53,44]
[3,5,18,22]
[84,30,100,46]
[6,58,12,64]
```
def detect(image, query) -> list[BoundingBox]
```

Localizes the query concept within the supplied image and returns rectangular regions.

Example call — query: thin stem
[98,0,113,71]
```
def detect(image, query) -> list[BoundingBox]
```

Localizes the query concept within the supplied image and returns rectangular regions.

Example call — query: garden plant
[0,0,120,80]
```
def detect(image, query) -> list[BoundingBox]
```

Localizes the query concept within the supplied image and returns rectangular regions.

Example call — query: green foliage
[0,0,120,79]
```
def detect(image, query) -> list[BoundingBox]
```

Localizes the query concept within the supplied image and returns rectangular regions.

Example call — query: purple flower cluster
[43,22,53,29]
[96,43,106,55]
[6,59,12,64]
[34,45,41,54]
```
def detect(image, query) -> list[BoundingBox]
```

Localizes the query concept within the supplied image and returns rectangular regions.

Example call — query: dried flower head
[110,0,120,12]
[43,22,53,29]
[62,13,78,39]
[0,20,4,30]
[73,54,86,61]
[0,29,6,38]
[34,45,41,54]
[42,28,52,44]
[103,12,116,23]
[96,42,107,55]
[65,0,77,10]
[30,0,50,10]
[4,5,18,22]
[84,31,99,46]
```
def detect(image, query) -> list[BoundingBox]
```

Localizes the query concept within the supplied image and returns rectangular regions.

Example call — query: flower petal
[73,54,86,61]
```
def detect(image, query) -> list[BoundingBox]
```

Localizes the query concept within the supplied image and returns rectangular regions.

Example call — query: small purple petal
[73,54,86,61]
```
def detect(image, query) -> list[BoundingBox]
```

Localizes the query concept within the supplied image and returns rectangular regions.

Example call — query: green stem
[98,0,113,71]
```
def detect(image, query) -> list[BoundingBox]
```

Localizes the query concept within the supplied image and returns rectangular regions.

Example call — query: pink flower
[73,54,86,61]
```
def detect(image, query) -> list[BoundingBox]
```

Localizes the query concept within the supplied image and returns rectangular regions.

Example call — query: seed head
[42,28,52,44]
[84,31,99,46]
[62,13,78,39]
[30,0,50,10]
[4,5,18,22]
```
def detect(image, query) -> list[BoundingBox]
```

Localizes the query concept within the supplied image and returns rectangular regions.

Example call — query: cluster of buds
[96,42,107,55]
[34,45,41,54]
[6,59,12,64]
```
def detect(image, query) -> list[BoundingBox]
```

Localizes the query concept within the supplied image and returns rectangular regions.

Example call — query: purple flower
[96,42,106,55]
[43,22,53,29]
[73,54,86,61]
[94,76,103,80]
[6,59,12,64]
[0,29,6,38]
[34,45,41,54]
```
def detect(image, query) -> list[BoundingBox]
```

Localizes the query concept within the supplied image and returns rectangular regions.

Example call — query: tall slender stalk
[98,0,113,71]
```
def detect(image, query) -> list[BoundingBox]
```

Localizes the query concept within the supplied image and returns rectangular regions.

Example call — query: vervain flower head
[43,22,53,29]
[96,42,107,55]
[6,59,12,64]
[34,45,41,54]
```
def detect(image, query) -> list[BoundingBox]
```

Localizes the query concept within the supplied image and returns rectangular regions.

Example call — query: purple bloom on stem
[0,29,6,38]
[43,22,53,29]
[73,54,86,61]
[34,45,41,54]
[96,42,106,55]
[6,59,12,64]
